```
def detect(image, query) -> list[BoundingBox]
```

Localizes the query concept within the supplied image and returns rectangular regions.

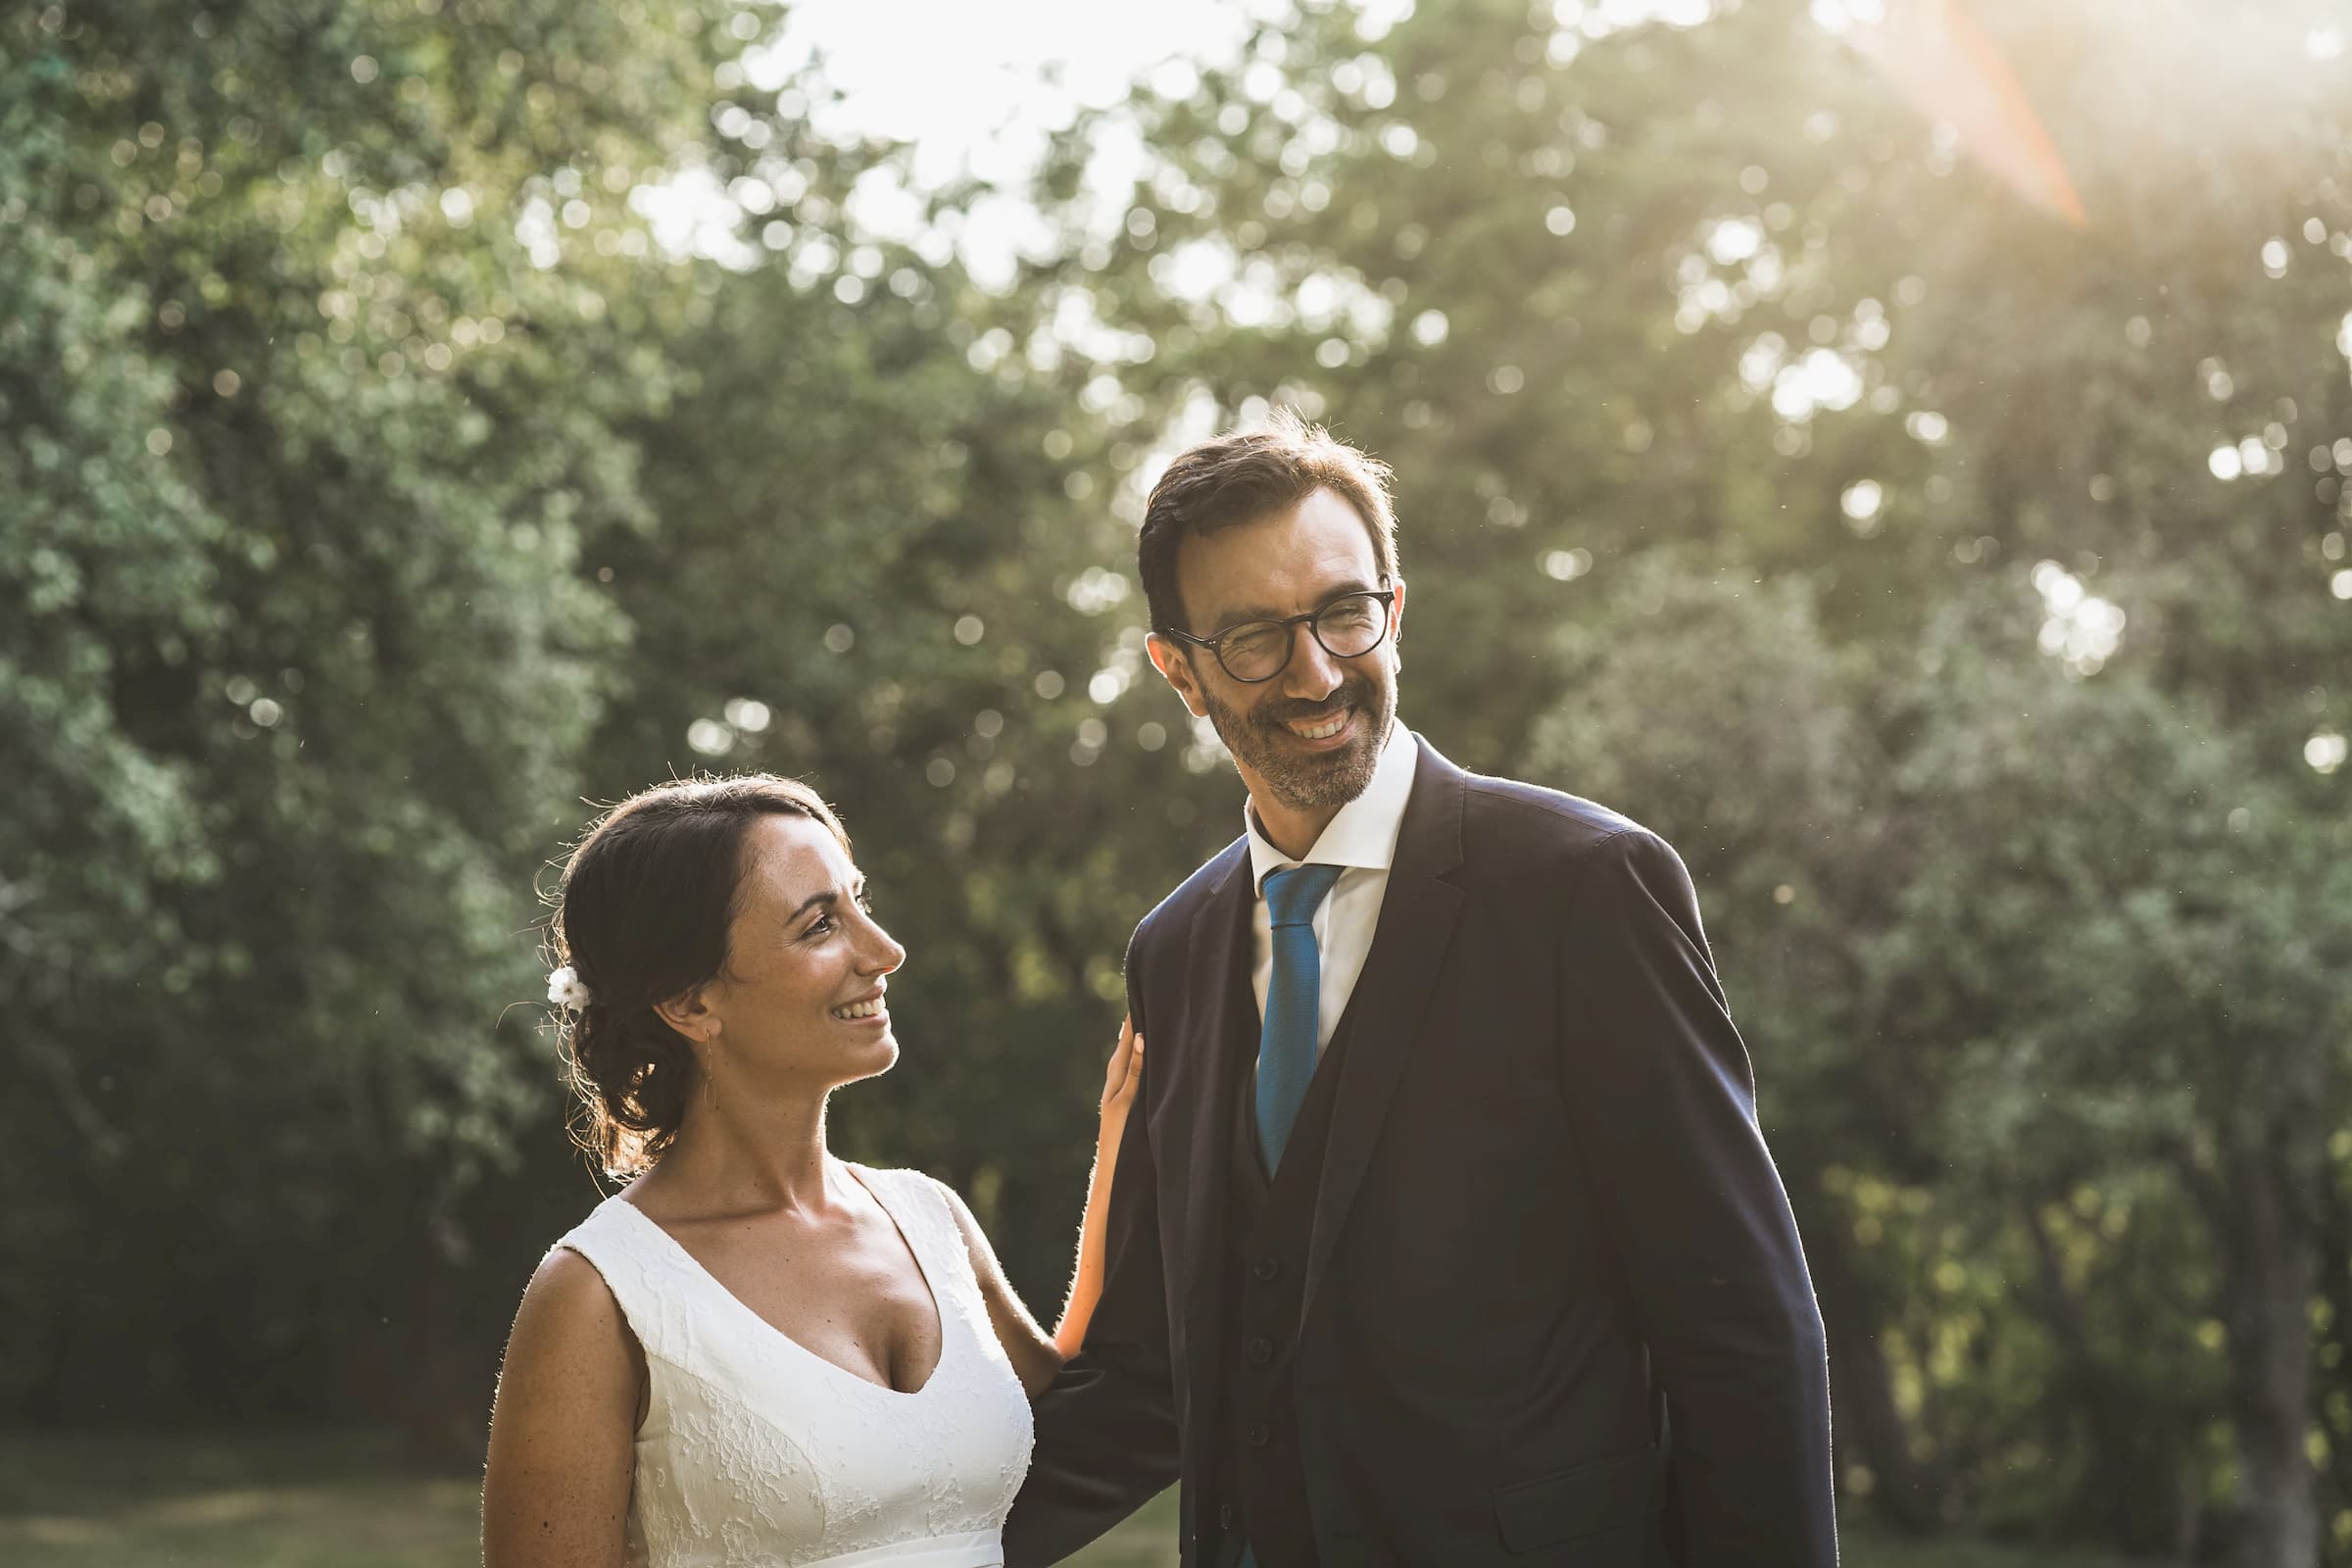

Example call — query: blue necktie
[1254,862,1343,1177]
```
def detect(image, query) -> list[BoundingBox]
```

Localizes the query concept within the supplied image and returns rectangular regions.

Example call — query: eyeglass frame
[1153,583,1399,685]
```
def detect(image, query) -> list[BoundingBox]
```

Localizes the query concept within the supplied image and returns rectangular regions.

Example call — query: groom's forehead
[1178,491,1381,624]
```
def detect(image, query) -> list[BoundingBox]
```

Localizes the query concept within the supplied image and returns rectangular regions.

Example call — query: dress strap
[550,1196,700,1369]
[854,1165,967,1284]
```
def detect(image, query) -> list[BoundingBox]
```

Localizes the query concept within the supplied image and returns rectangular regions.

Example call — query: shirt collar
[1244,719,1419,897]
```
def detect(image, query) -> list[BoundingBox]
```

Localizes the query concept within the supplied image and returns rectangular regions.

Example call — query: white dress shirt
[1243,718,1419,1058]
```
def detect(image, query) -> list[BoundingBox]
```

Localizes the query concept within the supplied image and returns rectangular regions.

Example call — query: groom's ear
[1147,633,1211,718]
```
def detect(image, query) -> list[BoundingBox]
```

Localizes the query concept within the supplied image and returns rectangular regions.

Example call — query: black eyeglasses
[1157,587,1397,684]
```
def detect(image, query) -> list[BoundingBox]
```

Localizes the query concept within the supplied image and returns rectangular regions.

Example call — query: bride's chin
[823,1045,897,1095]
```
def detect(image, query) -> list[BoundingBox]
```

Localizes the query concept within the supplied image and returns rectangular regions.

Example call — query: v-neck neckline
[616,1162,950,1398]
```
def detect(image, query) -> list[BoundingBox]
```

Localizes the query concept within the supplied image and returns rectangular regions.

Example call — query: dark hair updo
[545,773,851,1177]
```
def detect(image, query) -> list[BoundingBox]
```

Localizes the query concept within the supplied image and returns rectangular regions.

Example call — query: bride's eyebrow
[788,878,866,924]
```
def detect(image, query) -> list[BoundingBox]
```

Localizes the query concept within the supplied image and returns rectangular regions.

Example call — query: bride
[481,773,1139,1568]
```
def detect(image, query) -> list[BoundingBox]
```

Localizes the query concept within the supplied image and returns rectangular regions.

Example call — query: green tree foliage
[0,0,726,1435]
[12,0,2352,1559]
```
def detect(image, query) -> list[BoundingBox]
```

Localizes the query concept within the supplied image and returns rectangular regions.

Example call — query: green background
[5,0,2349,1561]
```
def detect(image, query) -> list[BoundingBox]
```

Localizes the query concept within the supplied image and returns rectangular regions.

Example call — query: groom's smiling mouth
[1279,704,1355,748]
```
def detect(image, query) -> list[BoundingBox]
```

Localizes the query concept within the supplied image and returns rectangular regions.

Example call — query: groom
[1004,414,1836,1566]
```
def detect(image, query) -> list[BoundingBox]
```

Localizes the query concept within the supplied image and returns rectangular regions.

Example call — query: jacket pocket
[1492,1445,1666,1553]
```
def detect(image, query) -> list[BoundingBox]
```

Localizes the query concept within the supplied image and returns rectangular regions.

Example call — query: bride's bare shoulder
[507,1247,639,1375]
[484,1250,642,1567]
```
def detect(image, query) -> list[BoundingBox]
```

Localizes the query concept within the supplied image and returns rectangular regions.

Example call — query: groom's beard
[1200,666,1396,815]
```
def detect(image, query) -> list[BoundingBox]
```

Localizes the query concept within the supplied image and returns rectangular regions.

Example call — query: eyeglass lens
[1220,595,1387,681]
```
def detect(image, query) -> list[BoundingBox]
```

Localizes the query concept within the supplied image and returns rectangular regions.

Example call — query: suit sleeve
[1001,936,1184,1567]
[1556,827,1838,1566]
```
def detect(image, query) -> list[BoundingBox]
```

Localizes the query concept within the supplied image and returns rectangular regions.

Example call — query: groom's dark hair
[1138,409,1398,639]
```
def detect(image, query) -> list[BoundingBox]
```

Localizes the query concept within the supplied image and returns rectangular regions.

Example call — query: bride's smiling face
[685,812,906,1091]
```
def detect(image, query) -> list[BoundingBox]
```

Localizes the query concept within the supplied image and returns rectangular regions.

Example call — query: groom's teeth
[1289,711,1348,739]
[832,999,883,1019]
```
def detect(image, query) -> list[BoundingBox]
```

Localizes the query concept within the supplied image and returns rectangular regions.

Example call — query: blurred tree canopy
[2,0,709,1432]
[6,0,2350,1562]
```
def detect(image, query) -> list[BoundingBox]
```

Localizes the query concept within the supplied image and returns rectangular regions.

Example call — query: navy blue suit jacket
[1004,737,1836,1566]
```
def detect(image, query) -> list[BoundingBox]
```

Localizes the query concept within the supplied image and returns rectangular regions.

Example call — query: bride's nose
[860,919,906,975]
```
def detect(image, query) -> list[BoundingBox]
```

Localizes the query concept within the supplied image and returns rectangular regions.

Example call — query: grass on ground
[0,1431,2151,1567]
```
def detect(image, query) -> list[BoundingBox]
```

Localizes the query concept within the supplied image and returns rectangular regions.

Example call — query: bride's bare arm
[1054,1016,1143,1355]
[481,1250,643,1568]
[946,1017,1144,1396]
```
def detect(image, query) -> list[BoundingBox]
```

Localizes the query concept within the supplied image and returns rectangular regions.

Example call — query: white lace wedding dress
[554,1163,1036,1567]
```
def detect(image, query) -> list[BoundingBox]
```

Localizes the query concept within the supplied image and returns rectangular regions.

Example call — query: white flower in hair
[546,964,593,1011]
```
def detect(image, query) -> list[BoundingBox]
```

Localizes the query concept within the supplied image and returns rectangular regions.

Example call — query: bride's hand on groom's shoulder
[1098,1015,1145,1132]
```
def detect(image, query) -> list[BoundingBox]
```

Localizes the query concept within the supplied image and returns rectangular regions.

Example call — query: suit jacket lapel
[1300,739,1467,1325]
[1178,841,1254,1441]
